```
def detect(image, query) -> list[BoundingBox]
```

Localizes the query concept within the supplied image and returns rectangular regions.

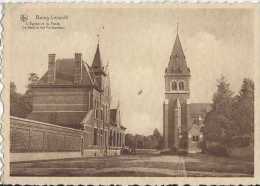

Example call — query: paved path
[178,156,187,176]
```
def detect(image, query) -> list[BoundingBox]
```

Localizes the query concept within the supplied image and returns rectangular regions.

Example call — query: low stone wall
[10,116,84,153]
[10,116,122,162]
[11,149,121,162]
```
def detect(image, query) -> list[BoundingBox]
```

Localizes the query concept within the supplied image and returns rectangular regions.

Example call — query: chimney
[48,54,56,84]
[74,53,82,85]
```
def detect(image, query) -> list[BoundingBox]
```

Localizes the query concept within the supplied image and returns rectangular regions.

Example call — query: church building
[163,32,211,153]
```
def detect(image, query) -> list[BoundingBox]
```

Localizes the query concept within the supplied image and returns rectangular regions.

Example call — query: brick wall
[32,87,91,112]
[27,87,92,128]
[10,116,84,153]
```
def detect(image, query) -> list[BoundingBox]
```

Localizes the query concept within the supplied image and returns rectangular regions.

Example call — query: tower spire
[177,22,179,35]
[166,27,190,74]
[97,34,100,45]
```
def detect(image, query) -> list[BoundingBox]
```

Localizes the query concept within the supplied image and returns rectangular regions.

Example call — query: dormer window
[171,81,178,90]
[179,81,184,90]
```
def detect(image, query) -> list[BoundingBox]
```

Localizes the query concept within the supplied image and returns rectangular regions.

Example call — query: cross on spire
[96,25,105,45]
[97,34,100,44]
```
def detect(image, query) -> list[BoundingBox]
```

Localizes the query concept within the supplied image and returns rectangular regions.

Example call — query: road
[10,154,253,177]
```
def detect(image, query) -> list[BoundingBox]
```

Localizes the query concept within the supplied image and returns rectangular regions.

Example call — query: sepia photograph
[2,3,259,184]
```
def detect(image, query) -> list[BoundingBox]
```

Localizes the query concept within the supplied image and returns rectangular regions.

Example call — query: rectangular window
[192,115,200,125]
[192,136,199,142]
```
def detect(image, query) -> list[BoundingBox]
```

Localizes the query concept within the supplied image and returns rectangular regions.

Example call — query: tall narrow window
[95,109,98,119]
[109,130,113,146]
[179,81,184,90]
[93,128,98,145]
[171,81,177,90]
[101,109,103,121]
[49,113,57,124]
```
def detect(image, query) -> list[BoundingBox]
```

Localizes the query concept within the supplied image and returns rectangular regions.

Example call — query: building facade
[163,32,211,153]
[27,43,126,152]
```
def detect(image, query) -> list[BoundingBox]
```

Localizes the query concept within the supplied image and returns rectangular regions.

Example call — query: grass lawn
[184,154,254,176]
[10,154,254,177]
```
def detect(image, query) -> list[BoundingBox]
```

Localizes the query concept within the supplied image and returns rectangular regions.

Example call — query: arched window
[171,81,177,90]
[179,81,184,90]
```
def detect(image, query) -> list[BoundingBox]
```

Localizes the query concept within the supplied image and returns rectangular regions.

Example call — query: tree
[10,81,16,93]
[212,75,234,117]
[204,111,233,143]
[10,81,32,118]
[153,128,161,139]
[28,72,39,85]
[125,129,164,150]
[152,128,163,149]
[125,133,135,148]
[204,75,234,145]
[232,78,254,144]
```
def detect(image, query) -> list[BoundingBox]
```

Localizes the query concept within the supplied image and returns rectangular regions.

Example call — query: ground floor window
[192,135,199,142]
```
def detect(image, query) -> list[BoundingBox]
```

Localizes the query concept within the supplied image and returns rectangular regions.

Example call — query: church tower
[163,31,191,151]
[92,42,106,91]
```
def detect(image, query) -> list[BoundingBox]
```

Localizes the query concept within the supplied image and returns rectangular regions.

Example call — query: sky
[6,5,255,135]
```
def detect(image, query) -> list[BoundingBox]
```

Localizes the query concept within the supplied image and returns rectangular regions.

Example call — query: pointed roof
[172,33,185,58]
[92,43,103,69]
[166,33,190,75]
[82,63,94,86]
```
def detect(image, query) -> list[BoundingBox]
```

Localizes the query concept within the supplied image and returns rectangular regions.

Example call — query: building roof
[81,109,94,124]
[92,43,103,69]
[36,58,94,86]
[91,43,107,90]
[172,34,185,58]
[166,33,190,74]
[188,103,212,116]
